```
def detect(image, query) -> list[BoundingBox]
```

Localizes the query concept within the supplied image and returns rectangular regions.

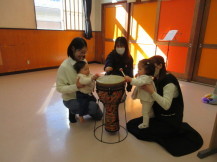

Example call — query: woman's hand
[105,66,113,72]
[142,84,155,94]
[76,77,85,88]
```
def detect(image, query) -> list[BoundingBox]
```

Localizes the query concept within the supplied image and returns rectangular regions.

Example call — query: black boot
[69,111,76,123]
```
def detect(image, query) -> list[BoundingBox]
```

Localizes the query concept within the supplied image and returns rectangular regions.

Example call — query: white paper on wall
[161,30,178,41]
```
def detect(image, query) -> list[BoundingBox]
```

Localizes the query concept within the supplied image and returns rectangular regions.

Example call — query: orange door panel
[193,0,217,83]
[103,3,128,61]
[157,0,196,75]
[129,2,158,65]
[198,48,217,79]
[156,45,188,73]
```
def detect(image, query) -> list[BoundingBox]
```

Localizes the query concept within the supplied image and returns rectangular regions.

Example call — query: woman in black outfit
[104,37,134,92]
[127,55,203,156]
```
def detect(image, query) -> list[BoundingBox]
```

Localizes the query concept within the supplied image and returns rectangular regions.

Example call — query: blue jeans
[76,91,97,116]
[63,99,103,120]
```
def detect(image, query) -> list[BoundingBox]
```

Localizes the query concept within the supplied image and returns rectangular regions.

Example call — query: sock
[138,123,148,129]
[69,112,77,123]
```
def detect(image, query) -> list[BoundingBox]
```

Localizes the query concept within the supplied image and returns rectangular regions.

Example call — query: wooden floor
[0,64,217,162]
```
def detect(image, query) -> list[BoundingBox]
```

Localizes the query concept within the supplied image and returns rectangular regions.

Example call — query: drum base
[94,124,128,144]
[93,102,128,144]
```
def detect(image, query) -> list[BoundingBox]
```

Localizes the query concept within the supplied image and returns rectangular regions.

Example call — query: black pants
[76,91,96,116]
[127,116,203,156]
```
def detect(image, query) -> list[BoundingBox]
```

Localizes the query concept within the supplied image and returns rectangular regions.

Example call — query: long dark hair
[114,37,131,59]
[149,55,167,81]
[67,37,87,60]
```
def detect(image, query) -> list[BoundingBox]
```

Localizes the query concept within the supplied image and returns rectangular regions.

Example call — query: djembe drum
[96,75,125,132]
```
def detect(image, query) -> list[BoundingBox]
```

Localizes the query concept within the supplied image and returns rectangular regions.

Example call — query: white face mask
[116,47,125,55]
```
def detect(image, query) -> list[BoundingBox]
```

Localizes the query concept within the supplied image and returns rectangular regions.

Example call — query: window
[34,0,85,30]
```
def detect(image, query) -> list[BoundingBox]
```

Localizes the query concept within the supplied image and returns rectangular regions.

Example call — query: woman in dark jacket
[127,55,203,156]
[127,55,184,138]
[104,37,134,92]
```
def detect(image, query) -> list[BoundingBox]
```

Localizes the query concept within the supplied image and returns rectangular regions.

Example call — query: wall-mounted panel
[0,29,96,73]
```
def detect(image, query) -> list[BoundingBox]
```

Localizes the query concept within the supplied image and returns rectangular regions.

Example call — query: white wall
[91,0,101,31]
[0,0,115,31]
[0,0,36,29]
[101,0,119,3]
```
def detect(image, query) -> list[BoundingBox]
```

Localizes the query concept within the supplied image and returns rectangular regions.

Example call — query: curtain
[83,0,92,39]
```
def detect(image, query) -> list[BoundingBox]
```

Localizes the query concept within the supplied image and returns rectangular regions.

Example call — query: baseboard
[0,61,103,76]
[88,61,102,64]
[0,66,58,76]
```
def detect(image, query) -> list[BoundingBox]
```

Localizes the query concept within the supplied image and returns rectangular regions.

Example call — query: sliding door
[102,3,129,62]
[101,0,216,85]
[155,0,197,80]
[192,0,217,85]
[129,2,158,65]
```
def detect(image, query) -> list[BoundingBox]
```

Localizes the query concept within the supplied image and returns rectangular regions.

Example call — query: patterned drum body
[96,75,125,132]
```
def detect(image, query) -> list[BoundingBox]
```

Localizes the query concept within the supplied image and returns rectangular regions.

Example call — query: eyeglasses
[77,49,87,55]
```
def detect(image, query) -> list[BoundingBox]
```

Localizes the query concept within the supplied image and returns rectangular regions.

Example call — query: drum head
[96,75,125,88]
